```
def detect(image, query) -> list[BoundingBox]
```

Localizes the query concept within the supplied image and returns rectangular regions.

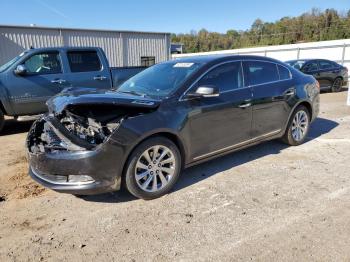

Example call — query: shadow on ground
[77,117,338,203]
[1,119,34,136]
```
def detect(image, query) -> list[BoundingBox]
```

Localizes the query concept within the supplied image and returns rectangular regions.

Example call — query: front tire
[0,109,5,134]
[124,137,182,200]
[282,106,310,146]
[331,77,343,92]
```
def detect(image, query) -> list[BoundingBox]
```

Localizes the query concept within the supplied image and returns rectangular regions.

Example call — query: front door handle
[94,75,107,81]
[51,79,66,84]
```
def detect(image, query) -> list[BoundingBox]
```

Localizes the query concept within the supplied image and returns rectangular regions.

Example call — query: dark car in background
[27,55,320,200]
[285,59,348,92]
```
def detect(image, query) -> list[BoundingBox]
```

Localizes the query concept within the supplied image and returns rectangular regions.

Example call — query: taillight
[316,81,320,89]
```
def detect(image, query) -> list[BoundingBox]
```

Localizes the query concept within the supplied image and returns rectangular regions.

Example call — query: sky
[1,0,349,33]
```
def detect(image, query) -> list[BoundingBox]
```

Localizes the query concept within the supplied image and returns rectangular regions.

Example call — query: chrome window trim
[193,129,281,161]
[247,78,292,88]
[179,59,293,101]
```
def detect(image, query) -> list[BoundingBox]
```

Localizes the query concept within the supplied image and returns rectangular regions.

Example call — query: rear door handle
[239,102,252,108]
[284,88,295,96]
[94,75,107,81]
[51,79,66,84]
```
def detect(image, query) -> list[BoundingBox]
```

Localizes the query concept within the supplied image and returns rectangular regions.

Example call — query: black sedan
[27,55,320,199]
[286,59,348,92]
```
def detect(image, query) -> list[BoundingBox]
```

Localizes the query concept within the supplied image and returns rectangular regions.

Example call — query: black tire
[282,105,310,146]
[124,136,182,200]
[0,109,4,134]
[331,77,343,93]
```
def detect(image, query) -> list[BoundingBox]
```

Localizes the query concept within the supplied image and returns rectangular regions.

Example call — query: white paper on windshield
[173,63,194,68]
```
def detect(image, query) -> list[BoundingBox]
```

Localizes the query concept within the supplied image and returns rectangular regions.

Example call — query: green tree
[171,8,350,53]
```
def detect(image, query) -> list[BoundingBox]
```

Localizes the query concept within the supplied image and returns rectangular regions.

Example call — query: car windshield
[118,62,202,98]
[0,52,26,73]
[285,60,306,70]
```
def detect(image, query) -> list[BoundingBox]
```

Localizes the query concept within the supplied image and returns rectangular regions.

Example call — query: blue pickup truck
[0,47,146,132]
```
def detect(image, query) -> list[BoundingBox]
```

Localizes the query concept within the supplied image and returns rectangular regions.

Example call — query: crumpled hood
[47,87,161,114]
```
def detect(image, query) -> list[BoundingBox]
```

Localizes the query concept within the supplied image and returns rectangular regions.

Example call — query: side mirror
[186,85,220,98]
[14,65,27,76]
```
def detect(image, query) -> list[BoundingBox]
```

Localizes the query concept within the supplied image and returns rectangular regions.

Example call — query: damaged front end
[28,103,159,154]
[26,89,161,194]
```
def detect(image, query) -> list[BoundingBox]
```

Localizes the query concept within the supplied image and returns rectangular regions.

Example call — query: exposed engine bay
[27,104,154,153]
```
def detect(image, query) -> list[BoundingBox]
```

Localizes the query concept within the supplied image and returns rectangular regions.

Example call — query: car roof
[286,59,313,63]
[25,47,102,52]
[287,58,336,63]
[169,54,283,65]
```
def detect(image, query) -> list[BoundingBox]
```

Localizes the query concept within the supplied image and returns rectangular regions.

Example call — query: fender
[282,99,313,134]
[122,127,188,167]
[0,81,15,115]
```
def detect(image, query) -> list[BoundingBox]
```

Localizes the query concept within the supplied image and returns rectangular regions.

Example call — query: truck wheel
[282,105,310,146]
[331,77,343,92]
[124,137,182,200]
[0,109,4,133]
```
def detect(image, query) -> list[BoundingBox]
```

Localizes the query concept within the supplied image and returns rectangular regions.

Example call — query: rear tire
[124,137,182,200]
[331,77,343,92]
[0,109,5,134]
[282,105,310,146]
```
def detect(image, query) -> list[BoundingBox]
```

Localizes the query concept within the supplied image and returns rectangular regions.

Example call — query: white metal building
[0,24,171,67]
[173,39,350,69]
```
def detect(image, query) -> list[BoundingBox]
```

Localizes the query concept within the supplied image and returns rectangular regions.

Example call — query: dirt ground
[0,90,350,262]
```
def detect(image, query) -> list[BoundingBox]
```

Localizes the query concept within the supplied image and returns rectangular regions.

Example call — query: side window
[141,56,155,67]
[303,62,318,72]
[319,60,333,70]
[278,64,291,80]
[24,52,62,74]
[245,61,279,86]
[67,51,101,72]
[197,62,243,92]
[331,61,340,68]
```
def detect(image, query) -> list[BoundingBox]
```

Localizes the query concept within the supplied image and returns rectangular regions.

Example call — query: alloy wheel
[135,145,176,192]
[291,110,309,142]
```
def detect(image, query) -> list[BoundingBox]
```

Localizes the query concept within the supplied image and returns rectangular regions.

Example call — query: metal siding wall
[0,26,170,66]
[123,32,168,66]
[62,30,123,67]
[0,27,62,64]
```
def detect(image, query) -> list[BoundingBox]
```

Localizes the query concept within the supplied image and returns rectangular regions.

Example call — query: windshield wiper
[118,90,147,97]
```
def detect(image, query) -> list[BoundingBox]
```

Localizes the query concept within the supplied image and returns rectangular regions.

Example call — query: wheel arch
[0,100,7,115]
[335,76,343,81]
[121,131,187,183]
[283,100,313,133]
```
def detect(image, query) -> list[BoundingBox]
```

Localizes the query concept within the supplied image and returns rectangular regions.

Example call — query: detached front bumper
[26,118,125,195]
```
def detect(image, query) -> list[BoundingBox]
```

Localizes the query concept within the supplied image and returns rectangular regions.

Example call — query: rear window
[67,51,101,72]
[278,65,291,80]
[319,60,334,70]
[245,61,279,86]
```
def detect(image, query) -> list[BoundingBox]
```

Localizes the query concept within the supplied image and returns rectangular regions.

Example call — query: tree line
[171,8,350,53]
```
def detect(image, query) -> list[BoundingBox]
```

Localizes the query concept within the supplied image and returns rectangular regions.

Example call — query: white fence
[172,39,350,69]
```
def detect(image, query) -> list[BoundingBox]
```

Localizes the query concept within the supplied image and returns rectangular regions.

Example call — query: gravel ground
[0,90,349,262]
